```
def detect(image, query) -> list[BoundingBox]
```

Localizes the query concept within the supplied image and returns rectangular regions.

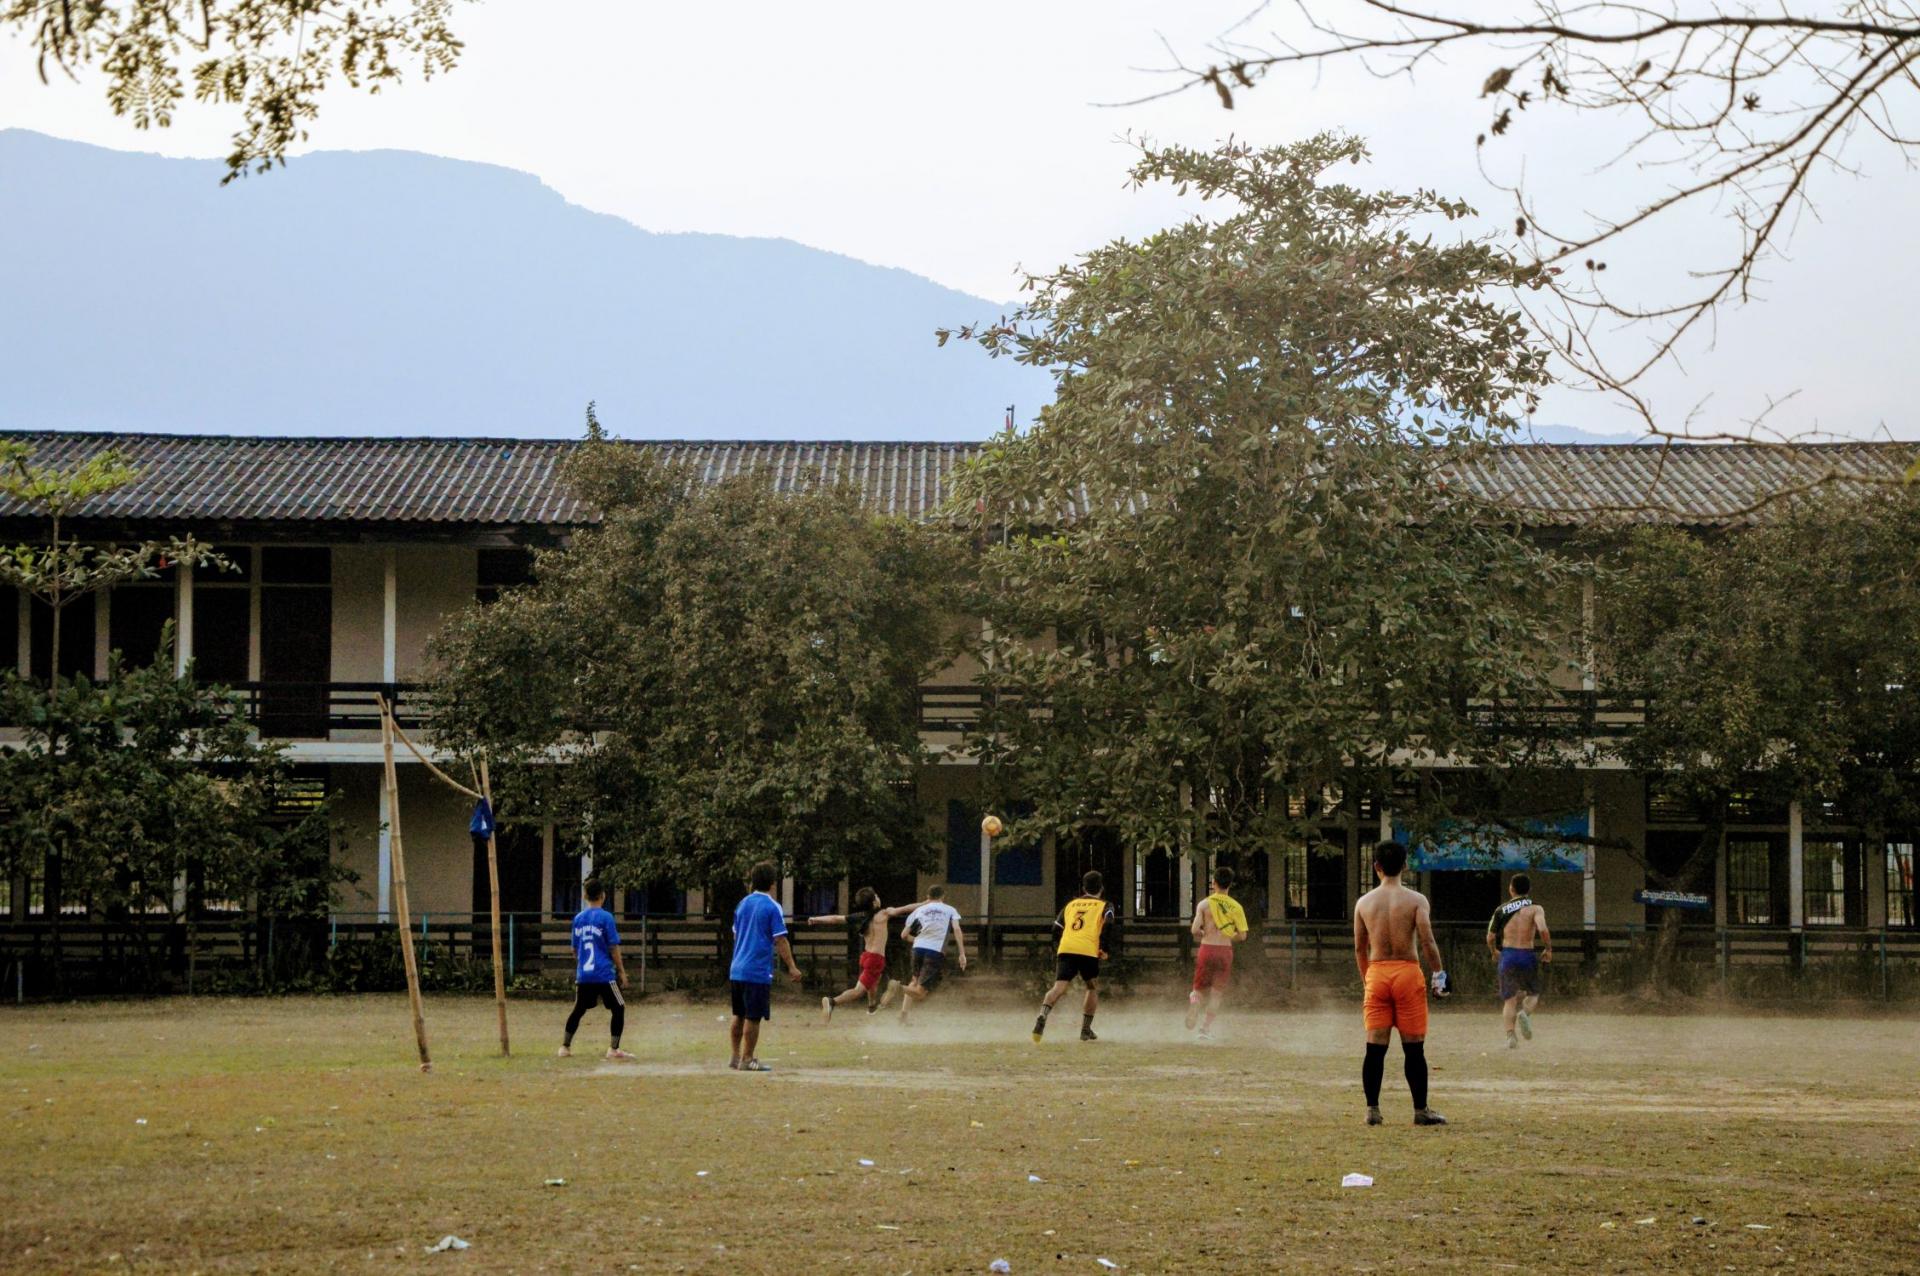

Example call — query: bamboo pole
[478,756,510,1056]
[378,694,433,1072]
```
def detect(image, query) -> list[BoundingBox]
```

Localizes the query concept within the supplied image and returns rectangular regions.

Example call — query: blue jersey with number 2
[572,907,620,984]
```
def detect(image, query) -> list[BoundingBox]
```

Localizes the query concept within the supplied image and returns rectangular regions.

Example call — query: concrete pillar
[1176,781,1195,919]
[539,824,555,917]
[15,590,29,675]
[93,589,109,678]
[174,562,194,675]
[979,826,993,927]
[377,779,392,923]
[1866,838,1889,929]
[1583,781,1598,930]
[1713,830,1728,925]
[381,547,398,683]
[1788,800,1805,931]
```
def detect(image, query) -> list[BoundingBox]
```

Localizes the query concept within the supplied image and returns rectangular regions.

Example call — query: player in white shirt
[885,884,967,1024]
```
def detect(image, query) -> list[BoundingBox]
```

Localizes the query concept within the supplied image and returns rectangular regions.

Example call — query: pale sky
[3,1,1915,441]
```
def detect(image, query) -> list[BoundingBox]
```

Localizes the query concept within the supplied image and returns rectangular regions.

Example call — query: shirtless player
[1353,840,1449,1127]
[1486,873,1551,1049]
[1185,865,1249,1040]
[805,887,923,1024]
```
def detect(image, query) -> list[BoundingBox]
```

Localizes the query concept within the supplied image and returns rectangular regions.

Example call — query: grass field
[3,988,1917,1274]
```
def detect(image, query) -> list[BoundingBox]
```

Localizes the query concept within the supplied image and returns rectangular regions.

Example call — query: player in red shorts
[1186,866,1250,1040]
[801,887,924,1024]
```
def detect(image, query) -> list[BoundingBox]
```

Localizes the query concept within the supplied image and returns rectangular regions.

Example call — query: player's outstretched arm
[807,913,847,926]
[882,903,922,918]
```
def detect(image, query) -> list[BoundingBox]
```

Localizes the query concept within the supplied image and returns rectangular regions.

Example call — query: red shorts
[857,951,887,991]
[1193,944,1234,992]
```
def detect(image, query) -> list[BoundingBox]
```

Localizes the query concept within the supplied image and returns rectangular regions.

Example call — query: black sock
[1082,1014,1094,1032]
[1403,1042,1429,1111]
[1038,1003,1053,1019]
[1362,1042,1387,1106]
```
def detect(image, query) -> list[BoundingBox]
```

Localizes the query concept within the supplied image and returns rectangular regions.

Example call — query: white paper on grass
[1340,1173,1374,1188]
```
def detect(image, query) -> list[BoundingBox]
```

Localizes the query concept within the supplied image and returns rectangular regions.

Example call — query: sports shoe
[1196,1028,1214,1042]
[1413,1109,1448,1126]
[1032,1014,1048,1044]
[556,1046,572,1058]
[1080,1026,1099,1042]
[820,996,834,1026]
[1518,1009,1533,1040]
[741,1058,772,1072]
[604,1047,635,1062]
[1366,1107,1383,1127]
[1507,1032,1519,1050]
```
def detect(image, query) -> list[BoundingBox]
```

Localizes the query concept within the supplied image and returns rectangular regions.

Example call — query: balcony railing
[194,680,1648,743]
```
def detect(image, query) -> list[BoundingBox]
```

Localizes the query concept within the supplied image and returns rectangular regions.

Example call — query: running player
[1486,873,1551,1049]
[1353,841,1448,1126]
[1032,870,1119,1043]
[1186,865,1249,1040]
[559,878,633,1061]
[890,885,967,1025]
[803,887,923,1024]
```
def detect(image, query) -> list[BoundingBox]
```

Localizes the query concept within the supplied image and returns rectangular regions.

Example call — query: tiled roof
[0,431,1911,528]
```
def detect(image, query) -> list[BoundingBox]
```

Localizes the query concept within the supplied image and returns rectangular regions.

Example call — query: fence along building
[1,432,1916,977]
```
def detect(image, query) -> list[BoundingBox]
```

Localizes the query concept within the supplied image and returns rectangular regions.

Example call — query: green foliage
[428,417,963,894]
[0,642,345,922]
[1593,486,1920,880]
[5,0,466,179]
[947,135,1582,859]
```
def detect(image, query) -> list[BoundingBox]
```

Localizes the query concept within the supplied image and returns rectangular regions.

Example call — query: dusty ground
[2,987,1916,1274]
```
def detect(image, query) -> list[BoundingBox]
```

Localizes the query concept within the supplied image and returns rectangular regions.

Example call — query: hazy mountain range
[0,130,1636,445]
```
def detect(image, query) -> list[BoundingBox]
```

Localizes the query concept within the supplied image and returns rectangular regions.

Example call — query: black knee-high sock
[608,998,625,1048]
[1362,1042,1387,1106]
[1403,1041,1429,1110]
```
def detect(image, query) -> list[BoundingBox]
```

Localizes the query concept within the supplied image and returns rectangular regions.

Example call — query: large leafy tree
[0,643,339,988]
[1593,487,1920,982]
[427,421,961,895]
[946,135,1583,870]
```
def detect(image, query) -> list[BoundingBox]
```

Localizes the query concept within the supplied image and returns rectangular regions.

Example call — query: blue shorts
[911,949,947,990]
[729,980,772,1022]
[1497,948,1541,1000]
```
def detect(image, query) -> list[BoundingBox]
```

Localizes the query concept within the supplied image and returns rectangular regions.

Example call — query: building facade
[2,432,1915,949]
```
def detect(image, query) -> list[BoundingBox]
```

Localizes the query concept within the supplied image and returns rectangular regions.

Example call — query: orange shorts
[1362,960,1428,1038]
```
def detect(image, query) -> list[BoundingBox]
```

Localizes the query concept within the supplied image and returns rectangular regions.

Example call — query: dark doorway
[1056,827,1124,913]
[1427,869,1502,923]
[472,824,544,918]
[1306,832,1349,920]
[1645,829,1717,927]
[259,585,331,737]
[1140,848,1181,919]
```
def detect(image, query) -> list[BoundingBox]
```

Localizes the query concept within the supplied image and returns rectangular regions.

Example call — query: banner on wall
[1394,812,1589,872]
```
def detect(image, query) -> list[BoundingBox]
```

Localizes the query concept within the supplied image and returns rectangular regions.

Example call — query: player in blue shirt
[560,878,633,1061]
[728,860,804,1072]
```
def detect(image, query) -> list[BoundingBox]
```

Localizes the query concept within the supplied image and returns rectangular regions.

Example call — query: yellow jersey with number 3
[1055,896,1115,957]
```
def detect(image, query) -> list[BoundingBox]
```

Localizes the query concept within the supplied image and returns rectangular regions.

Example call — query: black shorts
[729,980,772,1022]
[911,949,947,990]
[1054,953,1101,985]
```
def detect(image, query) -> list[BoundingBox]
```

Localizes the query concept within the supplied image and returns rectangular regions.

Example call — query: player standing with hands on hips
[559,878,633,1061]
[1353,841,1449,1126]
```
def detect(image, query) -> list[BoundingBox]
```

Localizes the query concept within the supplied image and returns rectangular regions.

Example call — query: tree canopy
[947,135,1584,866]
[427,421,962,894]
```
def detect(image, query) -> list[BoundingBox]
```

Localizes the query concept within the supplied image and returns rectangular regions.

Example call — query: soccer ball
[981,814,1004,838]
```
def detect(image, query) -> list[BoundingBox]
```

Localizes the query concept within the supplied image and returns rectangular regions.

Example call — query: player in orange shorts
[1353,840,1449,1126]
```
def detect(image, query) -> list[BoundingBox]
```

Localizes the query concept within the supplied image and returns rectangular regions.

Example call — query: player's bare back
[1498,905,1543,949]
[1355,883,1428,963]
